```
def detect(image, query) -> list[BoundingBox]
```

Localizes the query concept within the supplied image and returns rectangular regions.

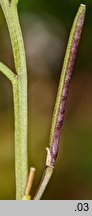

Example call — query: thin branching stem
[0,0,28,199]
[24,167,36,196]
[0,62,17,84]
[33,167,53,200]
[22,167,36,200]
[33,4,86,200]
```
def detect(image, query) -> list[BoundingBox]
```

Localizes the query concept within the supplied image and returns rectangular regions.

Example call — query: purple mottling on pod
[50,13,85,166]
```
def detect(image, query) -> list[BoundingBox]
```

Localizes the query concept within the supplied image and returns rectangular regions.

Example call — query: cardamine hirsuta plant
[0,0,86,200]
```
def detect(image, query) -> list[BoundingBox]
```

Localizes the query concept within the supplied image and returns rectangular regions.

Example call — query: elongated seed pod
[49,4,86,166]
[33,4,86,200]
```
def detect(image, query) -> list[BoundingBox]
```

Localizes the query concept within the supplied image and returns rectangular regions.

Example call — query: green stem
[33,167,53,200]
[0,62,16,84]
[0,1,28,199]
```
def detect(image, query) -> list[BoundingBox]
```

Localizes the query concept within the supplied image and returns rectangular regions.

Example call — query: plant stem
[22,167,36,200]
[33,4,86,200]
[33,167,53,200]
[0,1,28,199]
[0,62,16,83]
[24,167,36,196]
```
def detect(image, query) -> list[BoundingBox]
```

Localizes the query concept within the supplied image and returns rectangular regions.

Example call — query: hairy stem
[0,1,28,199]
[0,62,16,84]
[33,167,53,200]
[33,4,86,200]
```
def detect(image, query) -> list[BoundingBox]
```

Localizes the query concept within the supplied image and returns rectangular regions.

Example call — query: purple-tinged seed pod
[50,7,86,166]
[33,5,86,201]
